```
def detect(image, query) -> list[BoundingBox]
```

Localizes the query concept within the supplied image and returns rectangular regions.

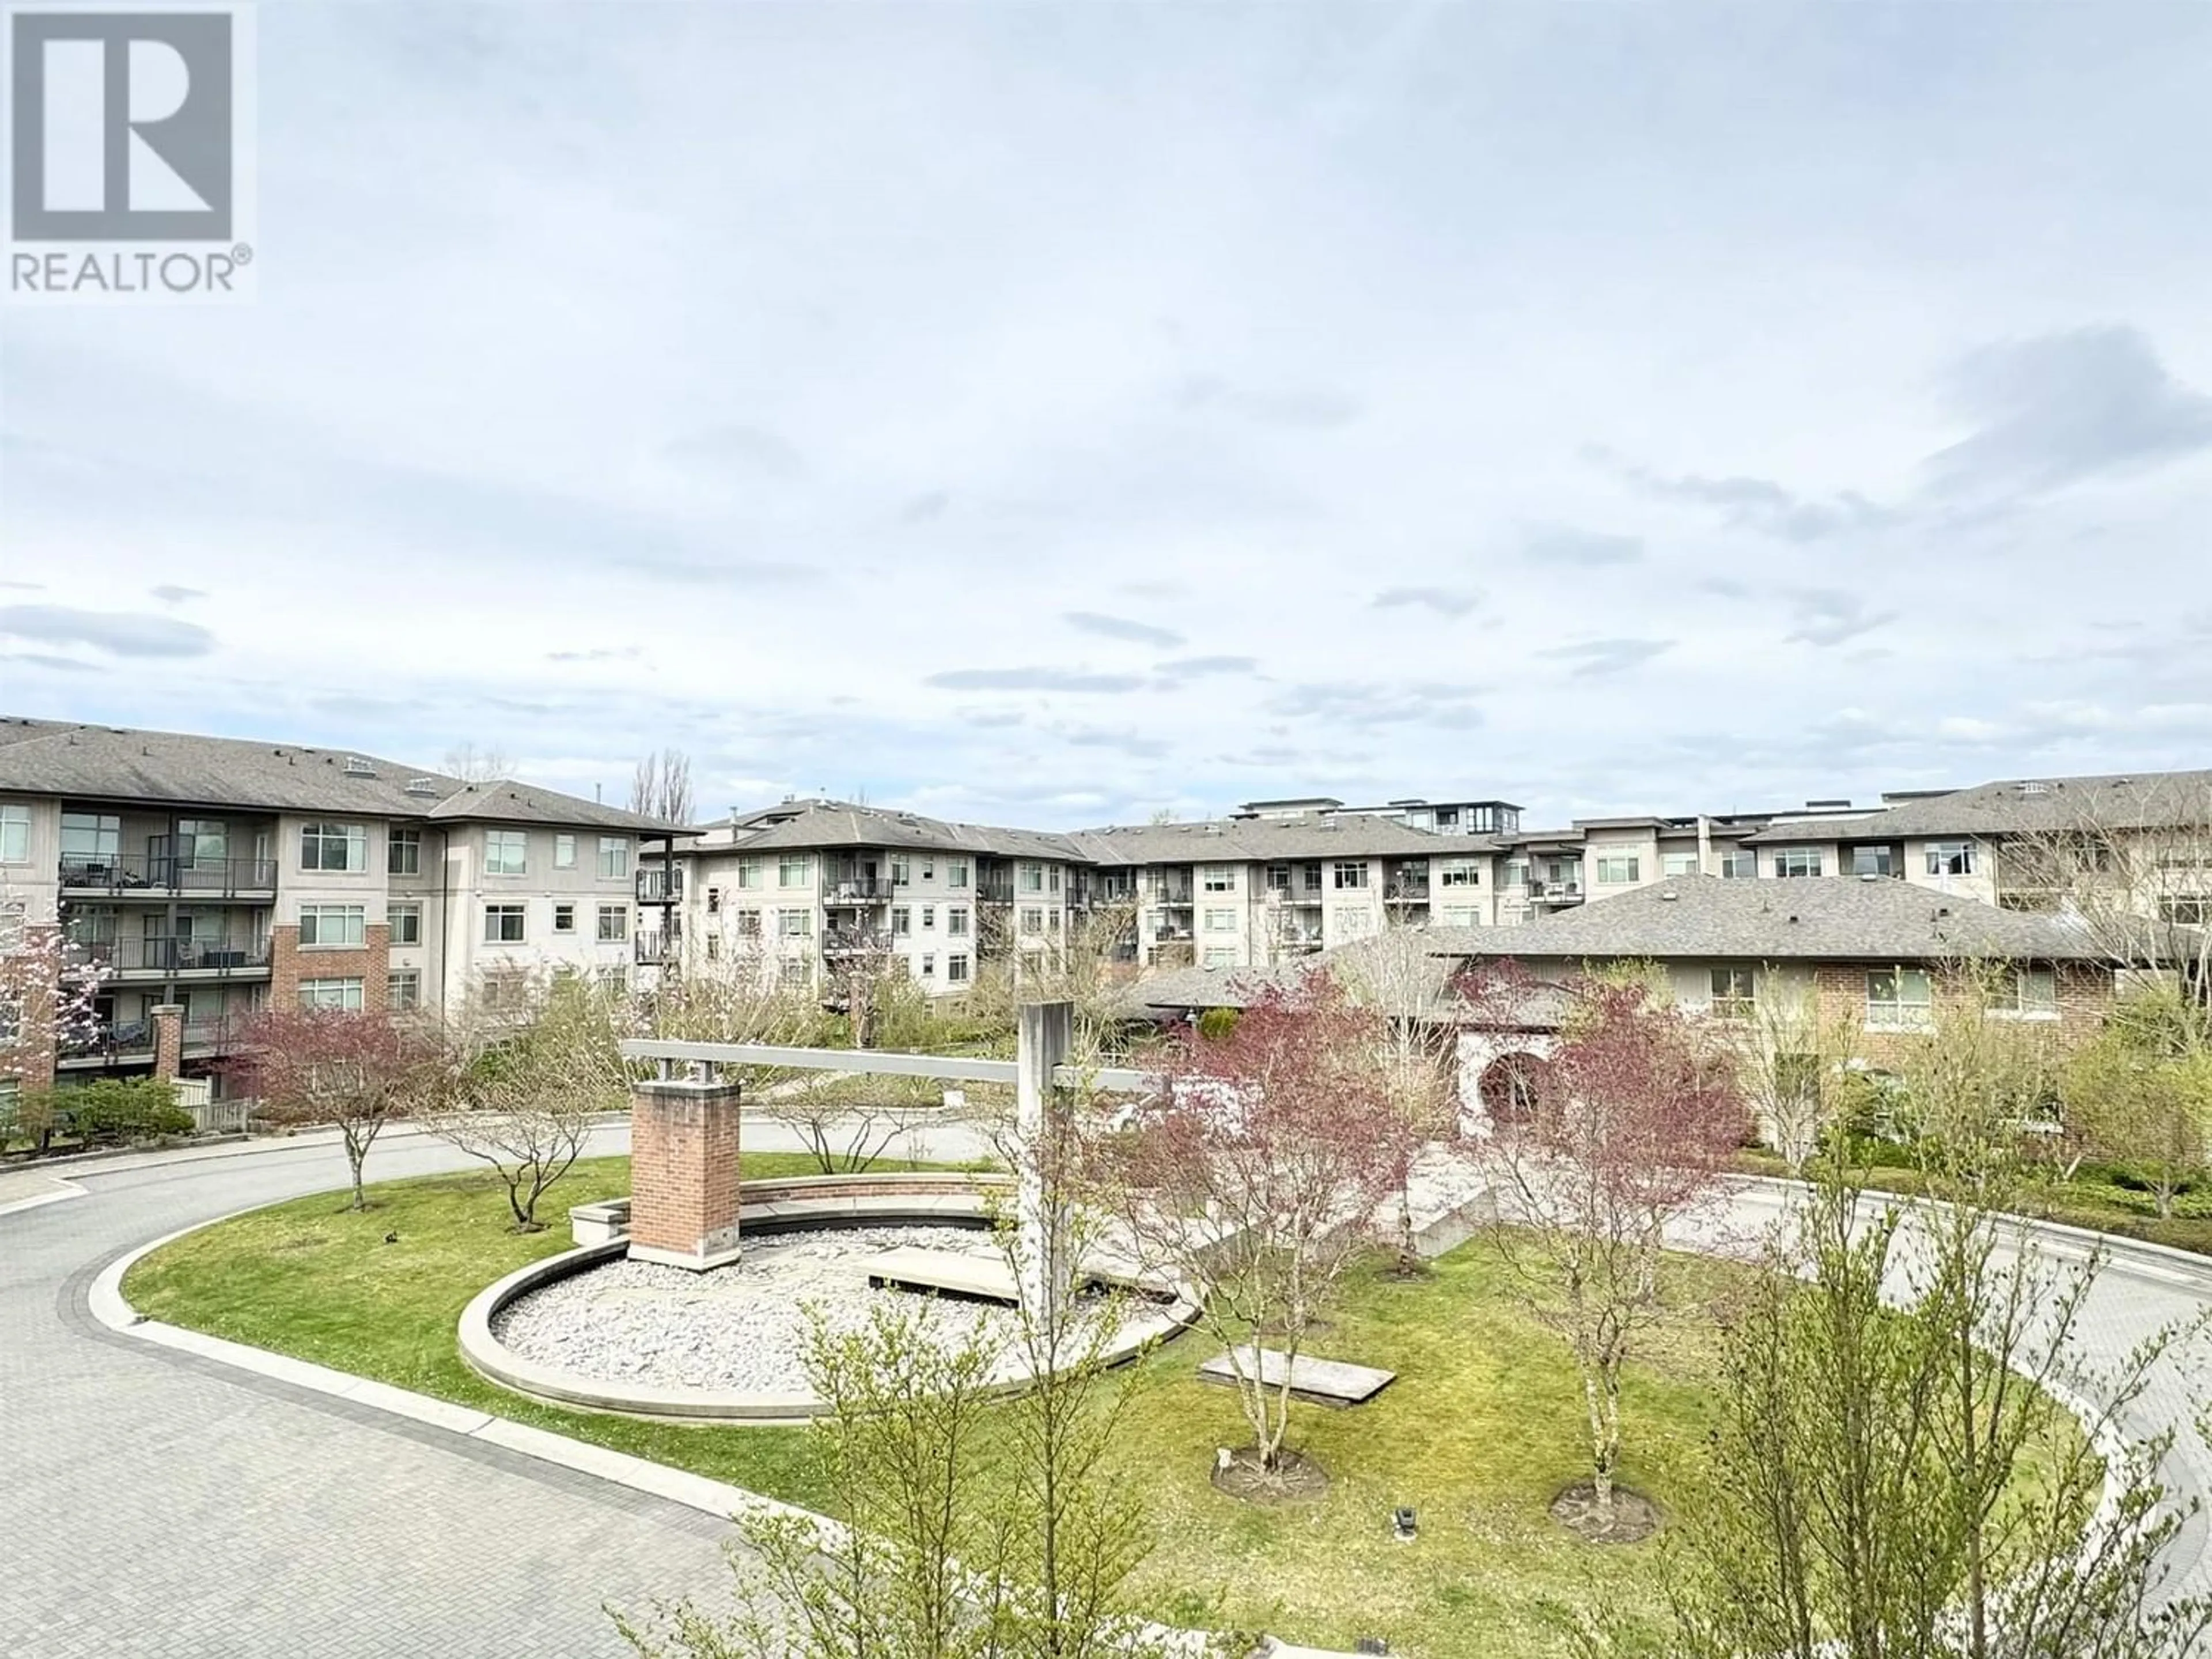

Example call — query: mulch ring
[1211,1445,1331,1505]
[1548,1479,1661,1544]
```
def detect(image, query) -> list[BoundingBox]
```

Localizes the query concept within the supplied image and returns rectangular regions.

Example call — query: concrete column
[1015,1000,1074,1324]
[627,1074,744,1271]
[150,1003,185,1081]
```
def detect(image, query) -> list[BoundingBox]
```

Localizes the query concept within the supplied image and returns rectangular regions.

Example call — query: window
[596,905,628,942]
[1720,849,1758,879]
[298,978,365,1011]
[1333,861,1369,890]
[1205,908,1238,931]
[1202,865,1234,893]
[2003,967,2058,1018]
[778,908,812,937]
[1503,858,1528,888]
[484,904,528,944]
[1439,905,1480,928]
[892,855,911,885]
[1926,841,1976,877]
[1661,853,1699,878]
[484,830,527,876]
[706,887,722,914]
[737,857,762,889]
[1049,866,1060,893]
[387,969,421,1010]
[1300,862,1324,895]
[778,854,810,888]
[1853,846,1896,878]
[706,934,722,961]
[1264,862,1291,893]
[892,907,912,937]
[1439,859,1481,888]
[736,909,763,938]
[1595,855,1641,885]
[919,952,936,977]
[388,828,421,876]
[947,907,969,937]
[1709,966,1756,1021]
[553,834,577,869]
[922,906,936,930]
[1773,848,1825,878]
[388,902,422,946]
[1047,909,1061,934]
[946,953,970,985]
[0,990,20,1044]
[0,803,28,863]
[779,959,810,987]
[300,822,366,872]
[1336,908,1373,938]
[1021,907,1045,935]
[947,859,970,889]
[298,904,366,947]
[0,902,24,949]
[552,903,575,934]
[62,811,121,868]
[598,837,630,878]
[1203,948,1236,968]
[597,966,627,994]
[1020,862,1045,893]
[921,858,935,882]
[2163,897,2211,926]
[1866,968,1934,1031]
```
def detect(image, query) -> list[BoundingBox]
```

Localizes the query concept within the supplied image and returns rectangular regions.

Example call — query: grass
[1732,1149,2212,1257]
[126,1154,1745,1656]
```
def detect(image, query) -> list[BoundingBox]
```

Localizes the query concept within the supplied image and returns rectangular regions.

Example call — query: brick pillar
[627,1074,743,1271]
[150,1003,185,1081]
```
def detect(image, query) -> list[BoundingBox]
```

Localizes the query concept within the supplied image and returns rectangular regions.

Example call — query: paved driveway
[7,1129,2211,1656]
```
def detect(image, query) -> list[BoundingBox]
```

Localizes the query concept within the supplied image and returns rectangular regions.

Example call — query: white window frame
[1866,968,1934,1031]
[1720,849,1758,879]
[947,907,969,938]
[1020,907,1044,935]
[1438,859,1480,888]
[388,828,422,877]
[1926,840,1977,877]
[1708,965,1756,1021]
[948,859,970,889]
[1774,848,1825,878]
[387,902,423,946]
[552,902,575,934]
[736,857,762,889]
[300,821,366,873]
[778,854,810,888]
[0,803,28,865]
[946,953,970,984]
[1204,908,1237,931]
[484,903,528,944]
[778,908,812,938]
[554,833,577,870]
[387,969,421,1010]
[484,830,528,877]
[596,904,628,942]
[1201,865,1234,893]
[298,977,366,1011]
[598,837,629,880]
[298,904,366,948]
[1594,855,1641,885]
[1661,853,1698,878]
[1332,861,1369,890]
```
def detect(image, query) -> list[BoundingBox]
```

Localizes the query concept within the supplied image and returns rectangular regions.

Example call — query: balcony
[1525,879,1584,907]
[1384,879,1431,903]
[59,853,278,899]
[636,866,684,903]
[66,937,271,978]
[634,926,681,965]
[1149,921,1195,943]
[824,927,894,956]
[821,877,893,905]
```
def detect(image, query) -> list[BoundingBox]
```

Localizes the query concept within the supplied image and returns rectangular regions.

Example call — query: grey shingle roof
[1743,771,2212,844]
[1063,816,1494,866]
[1424,876,2118,963]
[0,717,687,833]
[688,800,1090,860]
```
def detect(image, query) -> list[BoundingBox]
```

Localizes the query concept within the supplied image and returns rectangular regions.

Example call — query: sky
[3,2,2210,830]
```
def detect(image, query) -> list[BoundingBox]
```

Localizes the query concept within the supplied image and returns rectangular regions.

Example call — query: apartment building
[0,717,688,1098]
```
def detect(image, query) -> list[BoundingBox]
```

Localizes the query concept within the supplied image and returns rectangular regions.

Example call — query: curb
[90,1216,813,1532]
[0,1174,86,1219]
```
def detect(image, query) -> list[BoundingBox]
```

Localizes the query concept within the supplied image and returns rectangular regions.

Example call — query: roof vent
[1787,914,1800,925]
[2020,781,2050,796]
[344,756,376,776]
[1658,891,1679,902]
[405,777,438,796]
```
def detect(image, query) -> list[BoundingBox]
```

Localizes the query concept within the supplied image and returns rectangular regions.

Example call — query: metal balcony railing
[634,927,680,965]
[821,877,893,904]
[66,937,271,974]
[637,867,684,903]
[824,928,894,956]
[59,854,278,896]
[1384,880,1431,902]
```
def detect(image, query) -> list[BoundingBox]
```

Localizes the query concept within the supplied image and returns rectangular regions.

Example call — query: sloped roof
[1744,771,2212,844]
[0,716,687,833]
[687,799,1089,859]
[1063,815,1494,866]
[1424,876,2118,963]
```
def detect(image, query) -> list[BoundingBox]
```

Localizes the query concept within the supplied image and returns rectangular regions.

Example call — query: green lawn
[126,1157,1750,1656]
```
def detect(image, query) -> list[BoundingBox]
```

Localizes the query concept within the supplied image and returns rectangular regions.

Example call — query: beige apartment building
[0,718,687,1100]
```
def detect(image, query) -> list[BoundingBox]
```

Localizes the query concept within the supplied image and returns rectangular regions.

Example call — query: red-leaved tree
[228,1007,446,1210]
[1097,971,1415,1483]
[1472,971,1747,1527]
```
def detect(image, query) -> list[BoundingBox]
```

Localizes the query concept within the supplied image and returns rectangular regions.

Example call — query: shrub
[1194,1006,1239,1043]
[56,1078,195,1147]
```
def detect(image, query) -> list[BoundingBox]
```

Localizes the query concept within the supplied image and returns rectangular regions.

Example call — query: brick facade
[150,1004,184,1081]
[269,923,391,1013]
[627,1076,744,1270]
[1809,959,2115,1070]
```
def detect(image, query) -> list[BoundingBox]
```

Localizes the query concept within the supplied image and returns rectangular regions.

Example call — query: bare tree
[1092,972,1414,1484]
[227,1006,447,1210]
[630,748,695,825]
[964,900,1139,1068]
[442,740,513,783]
[2059,982,2212,1217]
[1721,963,1866,1173]
[431,972,630,1230]
[1476,972,1746,1529]
[1333,921,1463,1271]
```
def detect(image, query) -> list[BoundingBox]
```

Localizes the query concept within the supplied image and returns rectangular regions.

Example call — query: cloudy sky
[4,3,2210,828]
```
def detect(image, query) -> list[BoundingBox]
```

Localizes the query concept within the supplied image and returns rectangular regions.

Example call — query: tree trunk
[346,1137,368,1211]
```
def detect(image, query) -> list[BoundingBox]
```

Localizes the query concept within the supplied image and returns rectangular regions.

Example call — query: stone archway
[1478,1052,1552,1129]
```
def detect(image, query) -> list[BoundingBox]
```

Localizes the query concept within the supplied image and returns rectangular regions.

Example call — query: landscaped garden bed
[124,1155,1754,1657]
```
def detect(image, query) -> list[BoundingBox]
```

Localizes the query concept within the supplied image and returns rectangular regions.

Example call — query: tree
[1093,971,1414,1480]
[431,972,630,1229]
[1,907,108,1125]
[1476,973,1745,1525]
[441,740,513,783]
[2060,983,2212,1217]
[1334,921,1464,1272]
[1668,1147,2212,1659]
[962,900,1139,1069]
[1721,963,1865,1173]
[630,748,695,825]
[227,1007,445,1210]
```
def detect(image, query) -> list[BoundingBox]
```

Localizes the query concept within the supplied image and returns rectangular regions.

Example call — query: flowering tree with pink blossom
[1474,971,1748,1525]
[1,904,111,1149]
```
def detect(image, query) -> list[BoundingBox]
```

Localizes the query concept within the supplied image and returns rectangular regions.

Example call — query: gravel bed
[491,1225,1057,1393]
